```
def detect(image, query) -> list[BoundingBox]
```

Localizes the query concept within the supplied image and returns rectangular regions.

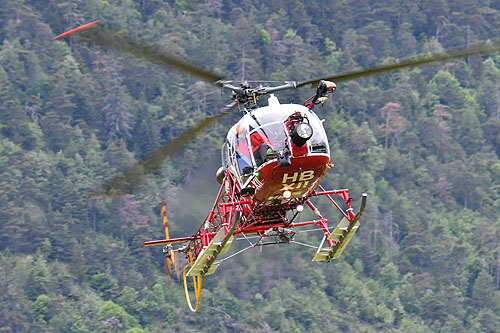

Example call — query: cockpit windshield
[249,121,287,166]
[224,103,330,177]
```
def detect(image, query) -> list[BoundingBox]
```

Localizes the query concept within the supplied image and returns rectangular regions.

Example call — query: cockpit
[222,98,330,179]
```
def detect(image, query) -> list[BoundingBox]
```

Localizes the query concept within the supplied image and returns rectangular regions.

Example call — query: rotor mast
[220,81,297,112]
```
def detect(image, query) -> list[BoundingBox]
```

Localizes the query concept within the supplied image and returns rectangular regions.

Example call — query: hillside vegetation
[2,0,500,332]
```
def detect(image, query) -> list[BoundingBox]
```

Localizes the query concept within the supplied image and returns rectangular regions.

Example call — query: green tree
[33,294,52,321]
[97,300,140,332]
[471,270,500,312]
[0,66,39,148]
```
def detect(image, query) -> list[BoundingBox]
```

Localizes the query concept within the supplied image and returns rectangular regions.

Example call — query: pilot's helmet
[236,122,247,135]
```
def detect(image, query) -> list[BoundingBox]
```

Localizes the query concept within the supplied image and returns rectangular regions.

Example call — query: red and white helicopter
[143,79,367,311]
[55,20,500,311]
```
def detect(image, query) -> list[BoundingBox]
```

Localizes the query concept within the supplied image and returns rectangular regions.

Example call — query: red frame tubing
[184,169,242,260]
[183,165,358,263]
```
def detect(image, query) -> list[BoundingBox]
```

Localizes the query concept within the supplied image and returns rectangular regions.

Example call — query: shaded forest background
[2,0,500,332]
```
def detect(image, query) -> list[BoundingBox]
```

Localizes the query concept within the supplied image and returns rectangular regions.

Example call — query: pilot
[250,130,273,166]
[236,124,252,175]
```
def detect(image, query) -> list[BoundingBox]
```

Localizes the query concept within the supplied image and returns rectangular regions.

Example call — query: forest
[2,0,500,332]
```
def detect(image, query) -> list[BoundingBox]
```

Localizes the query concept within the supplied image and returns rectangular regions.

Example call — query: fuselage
[222,95,331,203]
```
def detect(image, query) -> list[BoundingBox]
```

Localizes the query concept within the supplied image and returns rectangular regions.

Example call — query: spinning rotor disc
[55,21,500,195]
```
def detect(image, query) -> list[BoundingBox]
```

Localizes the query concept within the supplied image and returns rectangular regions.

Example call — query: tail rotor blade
[160,201,182,283]
[162,201,170,240]
[172,251,181,283]
[161,201,174,282]
[164,257,173,283]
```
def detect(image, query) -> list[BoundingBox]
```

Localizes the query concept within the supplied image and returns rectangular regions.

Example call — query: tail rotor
[161,201,180,282]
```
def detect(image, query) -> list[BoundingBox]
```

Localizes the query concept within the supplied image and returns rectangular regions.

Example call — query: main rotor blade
[94,101,237,195]
[55,21,225,84]
[297,40,500,87]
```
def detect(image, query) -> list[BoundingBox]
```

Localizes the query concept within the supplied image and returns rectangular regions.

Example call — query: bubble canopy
[222,103,330,177]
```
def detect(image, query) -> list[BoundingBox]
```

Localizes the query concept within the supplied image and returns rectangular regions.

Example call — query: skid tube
[324,193,367,262]
[310,191,367,262]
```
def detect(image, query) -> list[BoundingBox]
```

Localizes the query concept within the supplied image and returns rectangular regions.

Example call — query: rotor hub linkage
[222,81,297,111]
[305,80,336,109]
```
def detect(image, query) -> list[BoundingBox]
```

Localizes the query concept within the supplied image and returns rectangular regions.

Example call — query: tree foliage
[1,0,500,331]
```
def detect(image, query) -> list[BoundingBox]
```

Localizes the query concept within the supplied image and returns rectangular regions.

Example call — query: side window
[235,130,253,175]
[221,141,229,167]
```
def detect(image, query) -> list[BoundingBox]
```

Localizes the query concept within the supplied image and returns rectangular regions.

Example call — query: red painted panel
[252,154,330,202]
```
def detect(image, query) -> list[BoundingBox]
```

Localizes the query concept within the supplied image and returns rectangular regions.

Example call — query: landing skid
[312,193,367,262]
[187,212,240,277]
[142,168,367,312]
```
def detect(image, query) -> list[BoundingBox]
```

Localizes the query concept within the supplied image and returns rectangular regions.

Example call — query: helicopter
[55,20,500,312]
